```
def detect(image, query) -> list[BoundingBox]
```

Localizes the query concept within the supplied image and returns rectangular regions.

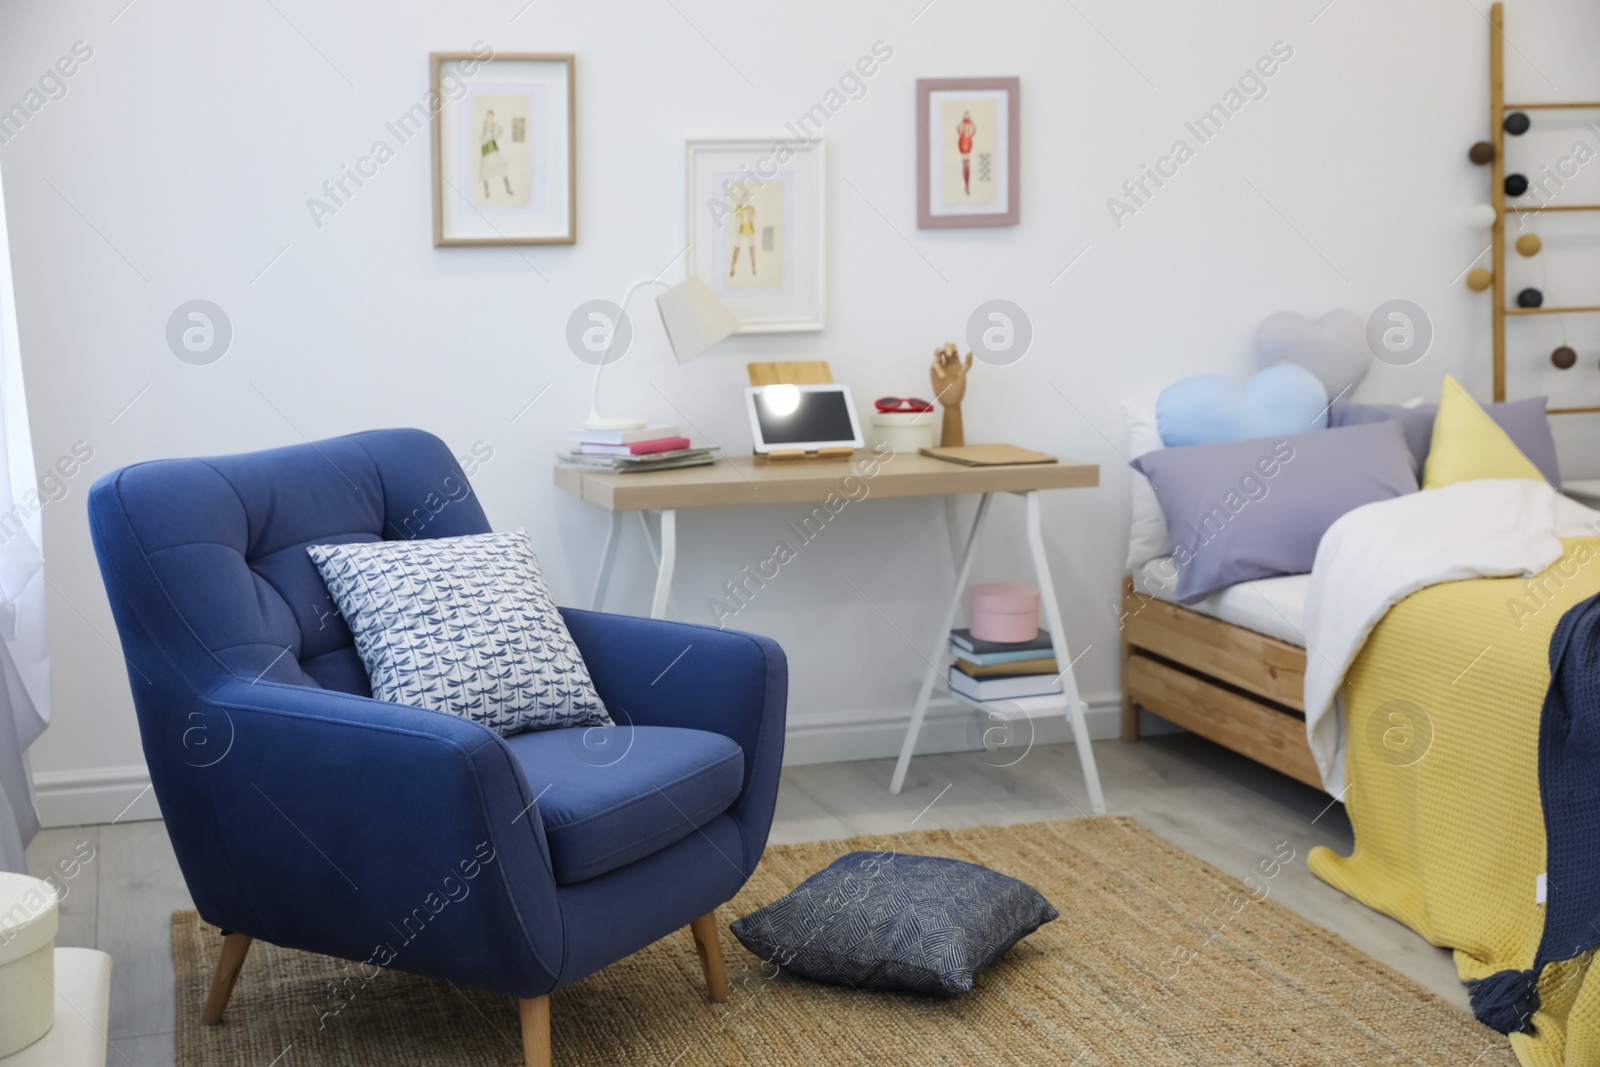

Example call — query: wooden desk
[552,453,1097,510]
[553,452,1104,808]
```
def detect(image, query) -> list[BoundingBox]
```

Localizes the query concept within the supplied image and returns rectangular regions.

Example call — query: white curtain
[0,162,51,873]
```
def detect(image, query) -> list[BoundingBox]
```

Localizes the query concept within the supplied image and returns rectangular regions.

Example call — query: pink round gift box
[967,583,1041,643]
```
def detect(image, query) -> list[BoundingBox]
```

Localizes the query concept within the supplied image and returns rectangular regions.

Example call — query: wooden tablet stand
[757,447,855,463]
[747,361,856,464]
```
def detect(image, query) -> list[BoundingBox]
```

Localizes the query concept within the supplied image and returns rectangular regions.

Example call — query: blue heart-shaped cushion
[1156,363,1329,447]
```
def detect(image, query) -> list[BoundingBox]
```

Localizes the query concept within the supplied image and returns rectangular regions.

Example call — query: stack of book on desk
[561,425,718,473]
[947,627,1063,702]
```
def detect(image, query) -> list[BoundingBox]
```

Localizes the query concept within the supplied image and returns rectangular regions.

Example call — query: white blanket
[1302,479,1600,792]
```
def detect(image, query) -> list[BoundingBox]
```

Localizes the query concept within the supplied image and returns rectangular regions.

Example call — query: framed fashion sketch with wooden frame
[917,77,1019,229]
[685,138,826,333]
[431,52,576,247]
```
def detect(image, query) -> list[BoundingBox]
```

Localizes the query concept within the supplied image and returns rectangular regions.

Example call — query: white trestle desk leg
[1025,491,1106,815]
[638,511,661,568]
[650,509,677,620]
[591,510,624,611]
[943,495,966,563]
[890,492,993,794]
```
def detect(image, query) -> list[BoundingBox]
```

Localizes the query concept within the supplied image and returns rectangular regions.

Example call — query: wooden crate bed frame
[1119,578,1322,789]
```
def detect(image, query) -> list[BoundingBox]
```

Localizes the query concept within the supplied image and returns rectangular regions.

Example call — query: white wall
[4,0,1600,822]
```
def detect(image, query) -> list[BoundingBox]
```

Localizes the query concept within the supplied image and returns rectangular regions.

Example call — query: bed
[1119,568,1320,788]
[1121,387,1600,1061]
[1117,377,1565,794]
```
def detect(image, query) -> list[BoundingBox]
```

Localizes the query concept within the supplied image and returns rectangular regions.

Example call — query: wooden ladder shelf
[1486,2,1600,415]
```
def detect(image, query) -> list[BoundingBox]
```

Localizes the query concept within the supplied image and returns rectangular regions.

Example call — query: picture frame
[685,138,825,333]
[431,52,575,247]
[917,77,1019,229]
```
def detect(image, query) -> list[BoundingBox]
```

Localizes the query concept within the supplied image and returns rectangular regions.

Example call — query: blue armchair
[87,428,787,1064]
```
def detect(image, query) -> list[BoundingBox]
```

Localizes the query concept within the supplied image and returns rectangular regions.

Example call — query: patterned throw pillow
[307,530,610,736]
[730,851,1057,996]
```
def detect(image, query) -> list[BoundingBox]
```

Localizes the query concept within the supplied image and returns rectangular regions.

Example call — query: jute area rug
[173,816,1515,1066]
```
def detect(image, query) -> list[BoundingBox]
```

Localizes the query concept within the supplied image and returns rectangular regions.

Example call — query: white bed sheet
[1131,561,1310,648]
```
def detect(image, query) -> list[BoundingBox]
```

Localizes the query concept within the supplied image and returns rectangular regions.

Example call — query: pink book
[579,436,692,457]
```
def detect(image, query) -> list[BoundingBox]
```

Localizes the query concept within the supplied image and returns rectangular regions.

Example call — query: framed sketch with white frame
[685,138,825,333]
[431,52,575,246]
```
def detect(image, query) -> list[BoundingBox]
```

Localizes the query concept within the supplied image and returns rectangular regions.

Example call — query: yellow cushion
[1421,375,1546,489]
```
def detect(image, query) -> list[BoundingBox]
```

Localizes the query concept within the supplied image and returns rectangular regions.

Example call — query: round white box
[0,872,59,1057]
[870,412,937,455]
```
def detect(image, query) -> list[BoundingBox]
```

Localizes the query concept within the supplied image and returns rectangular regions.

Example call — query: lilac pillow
[1130,419,1418,604]
[1329,396,1559,486]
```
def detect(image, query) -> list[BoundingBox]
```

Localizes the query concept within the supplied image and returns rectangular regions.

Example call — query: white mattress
[1131,560,1310,647]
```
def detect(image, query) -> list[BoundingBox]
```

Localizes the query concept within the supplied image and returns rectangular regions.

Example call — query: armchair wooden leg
[519,996,551,1067]
[201,932,253,1025]
[689,911,730,1003]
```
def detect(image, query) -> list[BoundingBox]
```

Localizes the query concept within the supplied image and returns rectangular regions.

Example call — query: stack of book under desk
[947,628,1063,702]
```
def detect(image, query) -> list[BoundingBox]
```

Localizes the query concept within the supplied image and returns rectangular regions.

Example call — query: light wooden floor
[26,733,1468,1067]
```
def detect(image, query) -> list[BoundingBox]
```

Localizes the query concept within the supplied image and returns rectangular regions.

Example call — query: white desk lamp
[583,275,740,430]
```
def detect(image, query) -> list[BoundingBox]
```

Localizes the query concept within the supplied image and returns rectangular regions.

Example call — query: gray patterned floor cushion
[730,851,1057,996]
[308,529,610,736]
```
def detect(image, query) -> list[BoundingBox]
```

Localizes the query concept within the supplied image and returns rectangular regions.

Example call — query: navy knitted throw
[1470,591,1600,1034]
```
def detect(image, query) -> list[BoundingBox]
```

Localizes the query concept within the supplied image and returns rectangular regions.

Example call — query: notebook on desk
[919,444,1057,466]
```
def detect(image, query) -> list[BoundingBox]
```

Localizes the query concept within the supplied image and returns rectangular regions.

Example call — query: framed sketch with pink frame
[917,77,1019,229]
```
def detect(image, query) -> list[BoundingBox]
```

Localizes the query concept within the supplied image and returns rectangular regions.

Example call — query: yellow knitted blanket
[1309,538,1600,1065]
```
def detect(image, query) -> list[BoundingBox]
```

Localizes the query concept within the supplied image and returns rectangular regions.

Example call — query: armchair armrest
[177,679,565,998]
[559,608,787,871]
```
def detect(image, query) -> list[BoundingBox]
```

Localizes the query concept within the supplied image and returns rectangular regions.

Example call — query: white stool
[0,872,59,1057]
[0,948,112,1067]
[0,871,112,1067]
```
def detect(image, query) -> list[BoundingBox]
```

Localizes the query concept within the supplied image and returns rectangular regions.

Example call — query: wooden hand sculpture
[930,342,973,447]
